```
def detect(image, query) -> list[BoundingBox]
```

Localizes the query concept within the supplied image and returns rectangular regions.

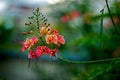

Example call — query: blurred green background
[0,0,120,80]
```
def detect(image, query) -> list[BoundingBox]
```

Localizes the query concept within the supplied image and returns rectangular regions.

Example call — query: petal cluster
[45,29,65,46]
[21,37,38,51]
[28,50,37,59]
[21,27,65,60]
[35,46,50,57]
[27,46,59,59]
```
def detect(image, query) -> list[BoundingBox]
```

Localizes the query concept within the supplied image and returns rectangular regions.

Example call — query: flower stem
[58,55,120,64]
[40,37,46,45]
[28,59,31,68]
[105,0,120,37]
[100,9,104,54]
[35,8,46,45]
[36,8,40,27]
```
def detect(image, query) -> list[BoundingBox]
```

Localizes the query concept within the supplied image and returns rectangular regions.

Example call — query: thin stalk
[35,8,46,45]
[28,59,31,68]
[105,0,120,37]
[100,9,104,54]
[40,37,46,45]
[36,8,40,27]
[58,56,120,64]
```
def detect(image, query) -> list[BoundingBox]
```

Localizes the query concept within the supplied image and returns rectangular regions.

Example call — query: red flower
[57,35,65,46]
[21,36,38,51]
[35,46,50,57]
[51,29,59,35]
[28,50,37,59]
[21,46,27,51]
[61,15,69,23]
[71,10,80,19]
[31,36,38,44]
[49,49,58,58]
[21,38,32,51]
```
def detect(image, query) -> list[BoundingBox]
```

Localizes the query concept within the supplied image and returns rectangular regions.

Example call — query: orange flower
[21,38,32,51]
[57,35,65,46]
[39,26,51,36]
[21,36,38,51]
[39,27,46,36]
[51,29,59,35]
[31,36,38,44]
[45,34,58,44]
[45,27,51,34]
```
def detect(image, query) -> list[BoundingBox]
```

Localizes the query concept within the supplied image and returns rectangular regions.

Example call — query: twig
[105,0,120,37]
[58,56,120,64]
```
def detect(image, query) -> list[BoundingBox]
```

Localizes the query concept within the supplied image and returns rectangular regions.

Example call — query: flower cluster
[20,8,65,62]
[21,37,38,51]
[45,29,65,46]
[21,28,65,59]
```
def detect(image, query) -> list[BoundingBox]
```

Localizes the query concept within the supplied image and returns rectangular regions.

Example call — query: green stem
[58,56,120,64]
[105,0,120,37]
[100,9,104,53]
[36,9,40,27]
[35,8,46,45]
[40,37,46,45]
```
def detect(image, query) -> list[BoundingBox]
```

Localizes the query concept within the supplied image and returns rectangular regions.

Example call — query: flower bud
[22,32,27,35]
[28,30,33,34]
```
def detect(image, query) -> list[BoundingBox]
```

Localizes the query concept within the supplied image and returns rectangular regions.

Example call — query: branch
[105,0,120,37]
[58,56,120,64]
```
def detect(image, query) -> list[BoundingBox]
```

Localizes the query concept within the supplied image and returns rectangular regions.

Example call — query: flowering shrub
[20,8,65,63]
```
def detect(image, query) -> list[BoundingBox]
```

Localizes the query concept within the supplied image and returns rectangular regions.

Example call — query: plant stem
[58,56,120,64]
[105,0,120,37]
[36,8,40,27]
[40,37,46,45]
[100,9,104,54]
[35,8,46,45]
